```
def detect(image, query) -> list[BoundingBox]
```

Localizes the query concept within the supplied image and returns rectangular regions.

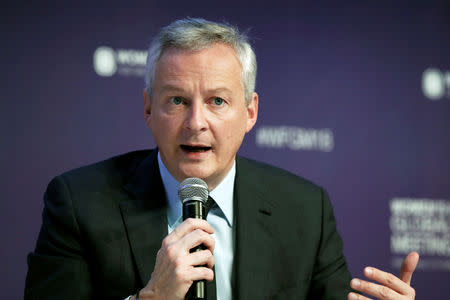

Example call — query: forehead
[154,44,243,86]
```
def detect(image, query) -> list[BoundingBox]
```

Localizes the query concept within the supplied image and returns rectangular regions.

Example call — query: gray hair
[144,18,257,105]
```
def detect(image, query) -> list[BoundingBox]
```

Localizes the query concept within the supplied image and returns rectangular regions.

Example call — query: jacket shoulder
[236,156,322,194]
[56,149,154,192]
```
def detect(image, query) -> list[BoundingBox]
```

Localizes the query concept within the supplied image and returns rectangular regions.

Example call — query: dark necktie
[205,196,217,300]
[204,196,216,216]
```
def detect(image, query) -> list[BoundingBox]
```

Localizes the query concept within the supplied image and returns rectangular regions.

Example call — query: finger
[187,249,215,269]
[188,266,215,282]
[181,228,215,254]
[400,251,419,285]
[350,278,401,300]
[172,218,215,241]
[165,218,214,244]
[347,292,371,300]
[363,267,411,295]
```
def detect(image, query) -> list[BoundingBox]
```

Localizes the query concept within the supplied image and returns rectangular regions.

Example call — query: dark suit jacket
[25,149,353,299]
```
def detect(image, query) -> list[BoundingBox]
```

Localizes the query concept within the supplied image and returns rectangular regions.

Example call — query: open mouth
[181,145,212,152]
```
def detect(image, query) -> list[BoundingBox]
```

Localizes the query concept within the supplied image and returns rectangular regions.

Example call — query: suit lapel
[234,158,279,299]
[120,150,168,286]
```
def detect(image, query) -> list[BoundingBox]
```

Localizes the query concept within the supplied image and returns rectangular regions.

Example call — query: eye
[171,96,183,105]
[213,97,224,106]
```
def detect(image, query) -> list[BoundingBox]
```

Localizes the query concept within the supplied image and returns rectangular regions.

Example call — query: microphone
[178,178,209,300]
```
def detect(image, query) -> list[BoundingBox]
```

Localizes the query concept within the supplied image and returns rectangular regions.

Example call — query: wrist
[127,288,141,300]
[137,287,157,300]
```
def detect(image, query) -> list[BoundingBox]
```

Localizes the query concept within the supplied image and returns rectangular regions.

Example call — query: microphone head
[178,178,209,204]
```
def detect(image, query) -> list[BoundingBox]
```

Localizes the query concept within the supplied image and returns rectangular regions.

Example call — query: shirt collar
[158,152,235,229]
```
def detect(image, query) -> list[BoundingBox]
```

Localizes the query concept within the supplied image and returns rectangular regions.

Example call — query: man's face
[144,43,258,190]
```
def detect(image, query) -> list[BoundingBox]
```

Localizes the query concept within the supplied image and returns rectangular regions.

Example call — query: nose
[184,101,208,132]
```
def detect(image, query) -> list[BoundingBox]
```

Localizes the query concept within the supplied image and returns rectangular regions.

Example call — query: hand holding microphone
[138,178,215,300]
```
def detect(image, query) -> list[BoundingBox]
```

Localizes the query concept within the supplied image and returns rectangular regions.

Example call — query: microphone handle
[183,200,207,300]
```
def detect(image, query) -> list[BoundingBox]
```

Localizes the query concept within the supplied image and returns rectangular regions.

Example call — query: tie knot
[205,196,215,216]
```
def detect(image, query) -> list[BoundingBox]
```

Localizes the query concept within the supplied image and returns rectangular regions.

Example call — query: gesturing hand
[138,218,215,300]
[348,252,419,300]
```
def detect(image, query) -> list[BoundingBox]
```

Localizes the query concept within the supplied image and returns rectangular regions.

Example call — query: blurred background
[2,0,449,298]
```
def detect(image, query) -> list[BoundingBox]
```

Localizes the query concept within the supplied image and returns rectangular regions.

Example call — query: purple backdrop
[3,1,450,298]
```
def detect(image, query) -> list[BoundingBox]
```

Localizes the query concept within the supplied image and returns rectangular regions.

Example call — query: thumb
[400,251,419,285]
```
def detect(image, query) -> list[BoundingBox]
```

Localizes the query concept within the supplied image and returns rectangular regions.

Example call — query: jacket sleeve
[307,187,355,299]
[25,176,93,300]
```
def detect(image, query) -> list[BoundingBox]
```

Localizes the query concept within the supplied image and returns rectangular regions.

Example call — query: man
[25,18,418,300]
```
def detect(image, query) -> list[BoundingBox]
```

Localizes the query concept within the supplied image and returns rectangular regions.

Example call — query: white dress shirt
[158,152,234,300]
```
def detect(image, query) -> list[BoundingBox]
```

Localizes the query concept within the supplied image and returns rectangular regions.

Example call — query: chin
[178,165,212,181]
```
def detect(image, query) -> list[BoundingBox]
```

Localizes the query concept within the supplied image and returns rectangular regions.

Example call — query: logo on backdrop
[93,46,147,77]
[422,68,450,101]
[256,126,334,152]
[390,197,450,271]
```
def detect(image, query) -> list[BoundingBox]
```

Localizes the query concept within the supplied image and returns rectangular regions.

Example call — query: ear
[245,92,258,133]
[143,88,151,127]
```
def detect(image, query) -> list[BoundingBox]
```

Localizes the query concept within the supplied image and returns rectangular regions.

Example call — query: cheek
[151,116,178,142]
[154,113,179,129]
[221,123,237,141]
[221,120,247,147]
